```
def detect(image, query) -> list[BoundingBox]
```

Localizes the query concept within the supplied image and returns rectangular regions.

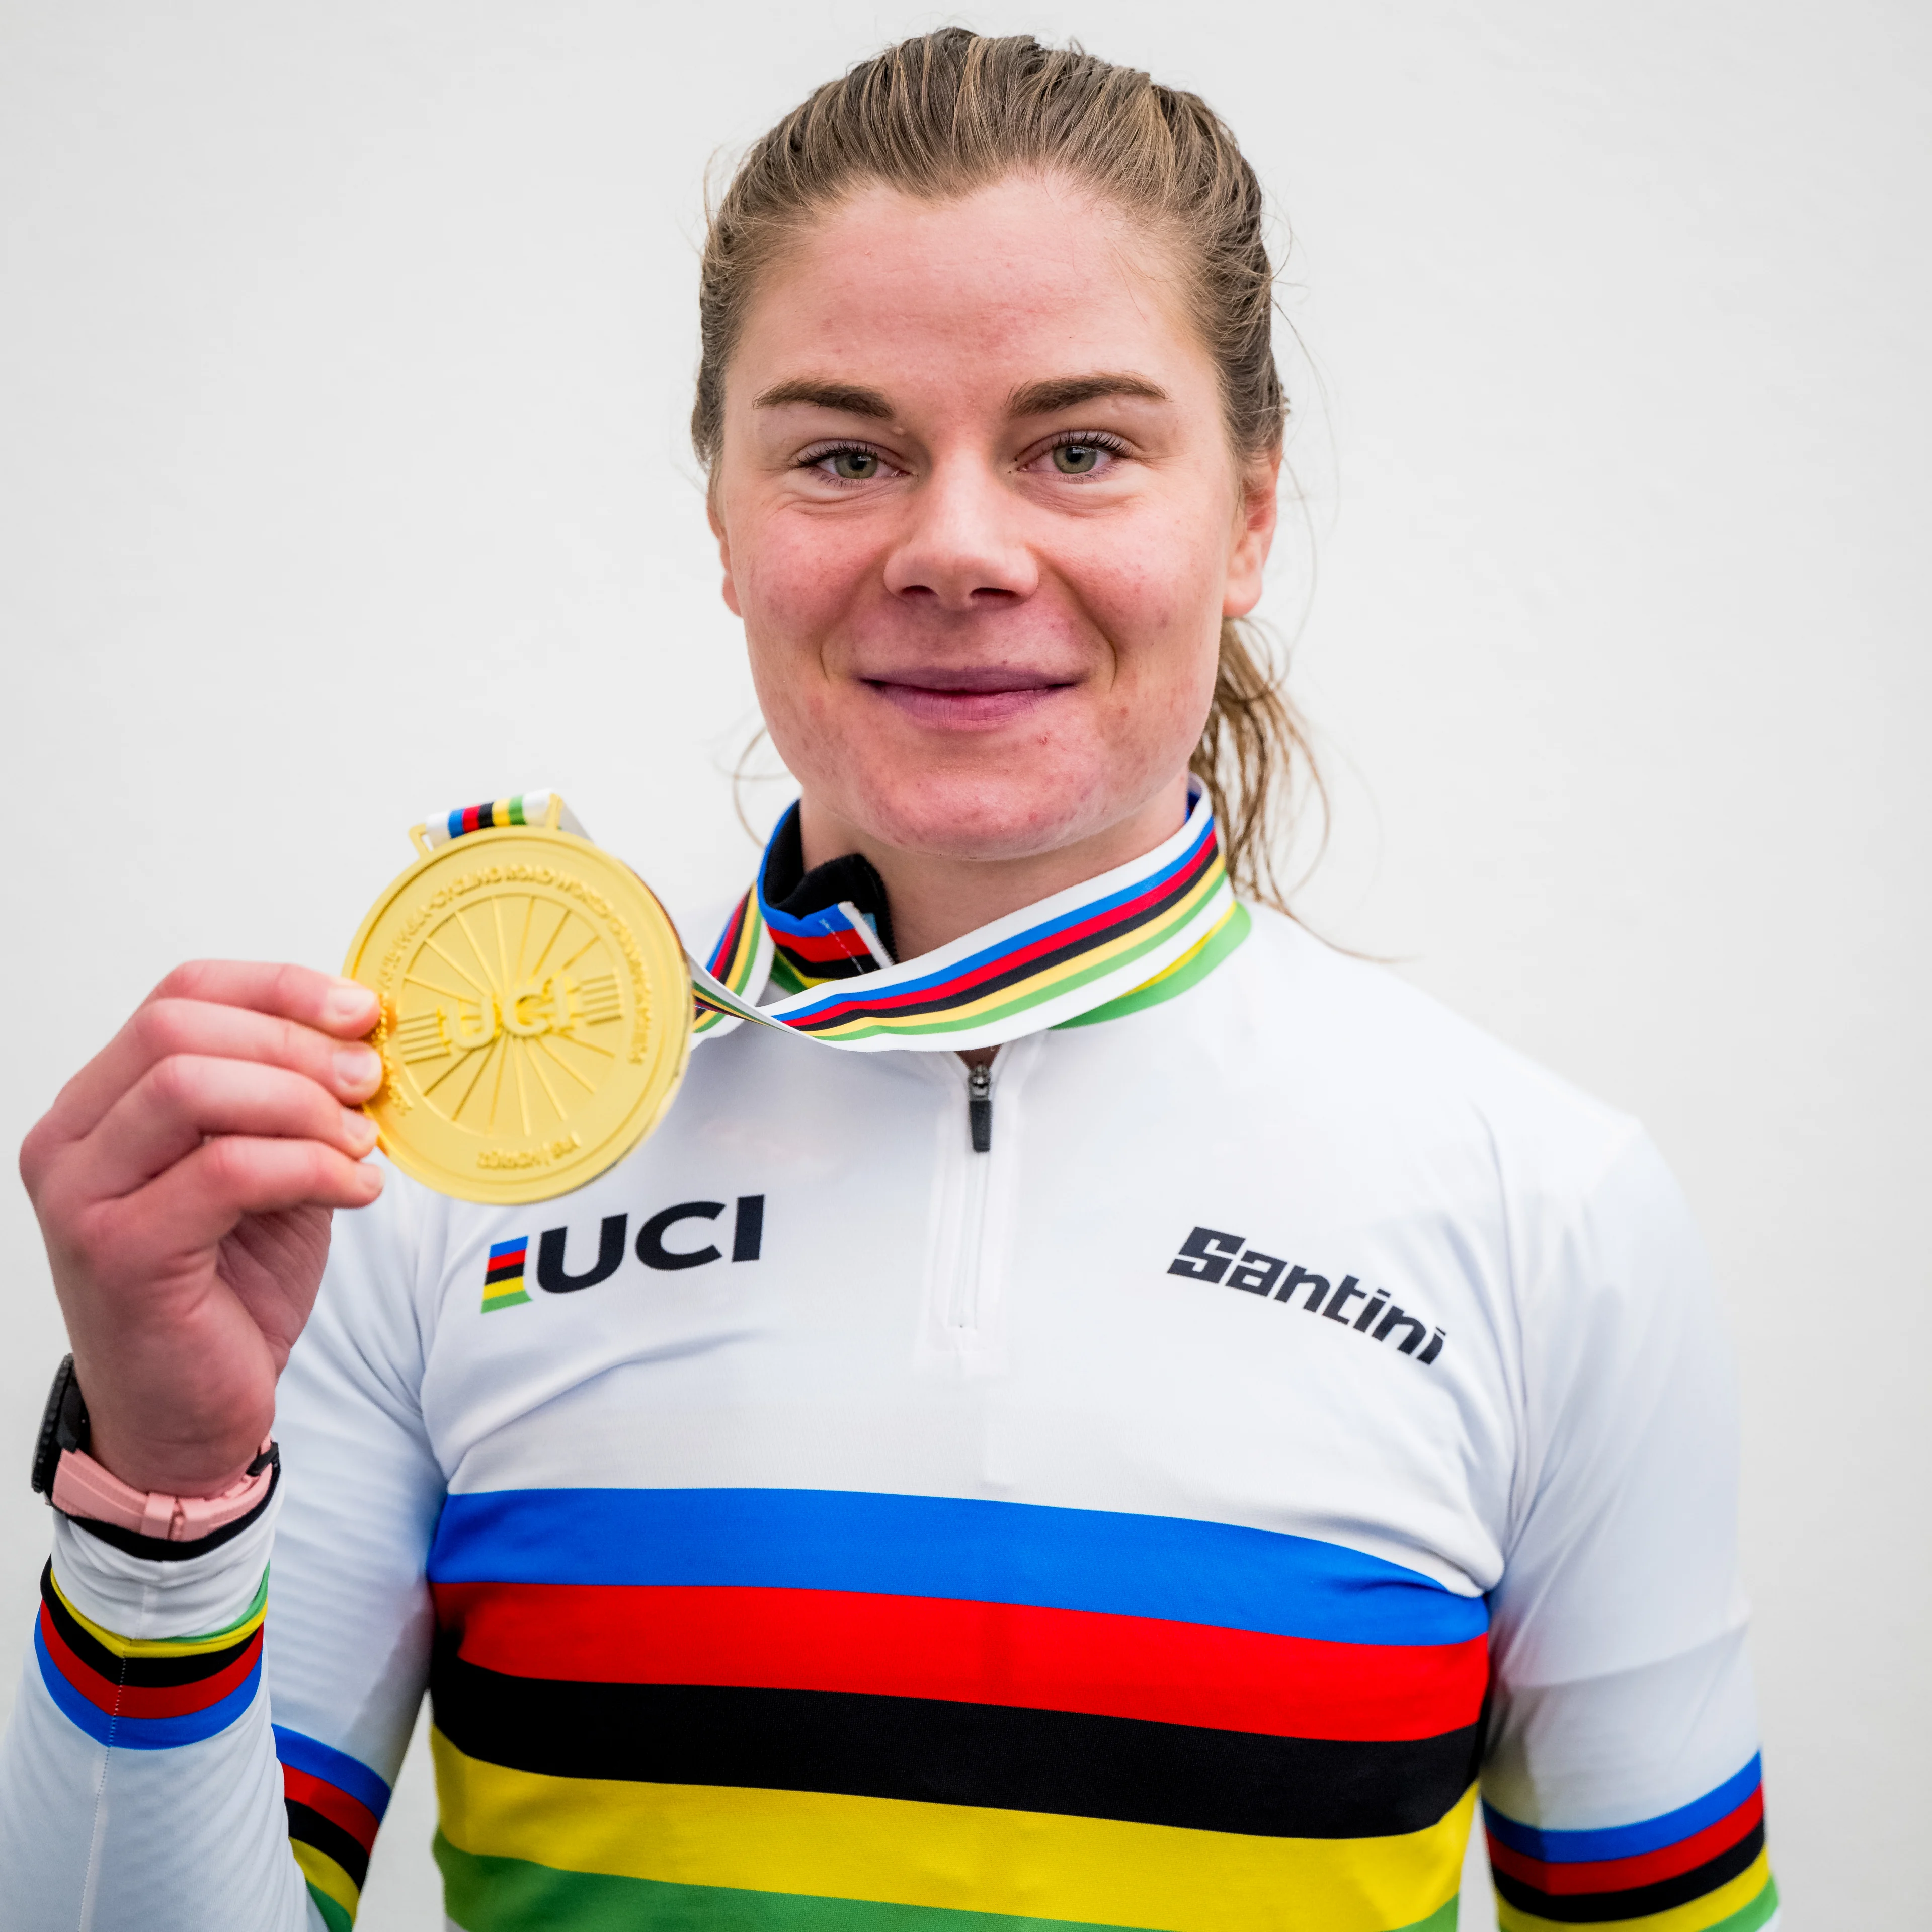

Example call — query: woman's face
[709,173,1277,867]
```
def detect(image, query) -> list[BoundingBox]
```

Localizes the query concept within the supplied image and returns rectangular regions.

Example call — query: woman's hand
[20,962,386,1498]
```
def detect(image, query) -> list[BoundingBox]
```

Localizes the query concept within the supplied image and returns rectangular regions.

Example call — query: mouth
[860,666,1079,730]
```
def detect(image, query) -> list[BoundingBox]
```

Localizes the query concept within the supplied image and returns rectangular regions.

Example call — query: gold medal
[342,797,690,1204]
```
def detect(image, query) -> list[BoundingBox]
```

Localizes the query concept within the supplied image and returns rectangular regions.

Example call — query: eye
[1029,431,1129,479]
[799,443,897,484]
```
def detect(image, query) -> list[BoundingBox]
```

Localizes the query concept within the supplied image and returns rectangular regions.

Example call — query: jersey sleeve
[0,1163,448,1932]
[1482,1128,1778,1932]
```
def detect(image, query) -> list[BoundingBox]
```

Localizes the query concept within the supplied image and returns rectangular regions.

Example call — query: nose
[882,457,1039,611]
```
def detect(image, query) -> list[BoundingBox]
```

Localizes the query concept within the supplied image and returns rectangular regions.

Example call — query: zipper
[947,1051,1000,1332]
[920,1039,1032,1359]
[967,1060,993,1152]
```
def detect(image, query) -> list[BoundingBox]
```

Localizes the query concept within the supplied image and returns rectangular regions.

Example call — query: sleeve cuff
[51,1472,283,1640]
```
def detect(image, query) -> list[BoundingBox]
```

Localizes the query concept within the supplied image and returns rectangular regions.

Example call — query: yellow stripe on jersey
[292,1838,362,1918]
[432,1728,1474,1932]
[45,1566,269,1659]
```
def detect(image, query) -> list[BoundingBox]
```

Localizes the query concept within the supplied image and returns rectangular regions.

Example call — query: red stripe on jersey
[1486,1786,1765,1894]
[37,1606,262,1719]
[434,1581,1488,1743]
[280,1763,382,1856]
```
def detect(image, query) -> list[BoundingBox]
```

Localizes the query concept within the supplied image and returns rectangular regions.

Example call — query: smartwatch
[31,1354,277,1546]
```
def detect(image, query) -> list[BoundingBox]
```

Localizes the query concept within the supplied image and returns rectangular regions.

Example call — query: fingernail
[334,1044,382,1092]
[325,979,378,1029]
[342,1108,380,1154]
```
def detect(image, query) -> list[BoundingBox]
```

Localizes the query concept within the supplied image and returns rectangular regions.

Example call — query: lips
[861,666,1076,730]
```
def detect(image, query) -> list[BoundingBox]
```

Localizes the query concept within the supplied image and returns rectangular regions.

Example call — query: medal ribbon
[423,788,1247,1055]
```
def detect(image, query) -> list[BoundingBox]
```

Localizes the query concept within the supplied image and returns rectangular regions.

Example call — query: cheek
[734,513,872,642]
[734,517,873,756]
[1070,508,1227,686]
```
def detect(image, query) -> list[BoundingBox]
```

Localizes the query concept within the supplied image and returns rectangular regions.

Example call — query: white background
[3,4,1925,1925]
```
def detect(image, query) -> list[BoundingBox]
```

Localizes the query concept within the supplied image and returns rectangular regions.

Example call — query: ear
[1222,448,1281,621]
[707,487,743,619]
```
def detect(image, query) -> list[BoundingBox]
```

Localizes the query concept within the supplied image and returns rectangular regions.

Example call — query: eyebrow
[1008,373,1168,416]
[753,380,895,418]
[752,372,1170,422]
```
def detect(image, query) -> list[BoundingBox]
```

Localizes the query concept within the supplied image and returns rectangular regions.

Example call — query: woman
[3,30,1775,1932]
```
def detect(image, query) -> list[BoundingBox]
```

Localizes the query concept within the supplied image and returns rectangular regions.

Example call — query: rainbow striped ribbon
[424,789,1246,1055]
[418,791,584,849]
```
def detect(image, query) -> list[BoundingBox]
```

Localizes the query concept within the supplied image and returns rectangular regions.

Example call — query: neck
[794,775,1194,963]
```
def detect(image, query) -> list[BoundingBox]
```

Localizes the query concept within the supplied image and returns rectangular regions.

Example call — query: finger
[107,1134,384,1264]
[80,1056,379,1201]
[150,961,379,1037]
[40,972,383,1144]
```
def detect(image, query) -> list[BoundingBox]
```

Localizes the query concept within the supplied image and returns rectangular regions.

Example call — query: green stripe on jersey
[437,1838,1469,1932]
[304,1882,354,1932]
[437,1838,1167,1930]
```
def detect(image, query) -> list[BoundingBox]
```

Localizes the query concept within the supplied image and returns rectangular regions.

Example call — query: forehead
[731,175,1208,403]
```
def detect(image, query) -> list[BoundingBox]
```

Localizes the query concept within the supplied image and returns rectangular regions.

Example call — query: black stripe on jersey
[1490,1821,1766,1923]
[39,1564,256,1687]
[284,1800,372,1893]
[430,1654,1481,1840]
[483,1261,525,1284]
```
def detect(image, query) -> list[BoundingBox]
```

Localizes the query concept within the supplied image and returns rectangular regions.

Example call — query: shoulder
[1168,906,1704,1311]
[1224,904,1642,1183]
[1206,910,1717,1361]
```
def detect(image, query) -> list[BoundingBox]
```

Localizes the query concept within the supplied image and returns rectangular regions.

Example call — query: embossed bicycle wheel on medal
[342,803,691,1205]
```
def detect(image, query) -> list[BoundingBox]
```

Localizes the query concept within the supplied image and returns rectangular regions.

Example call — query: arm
[4,1490,310,1929]
[0,961,419,1929]
[263,1169,447,1929]
[0,1169,445,1931]
[1484,1131,1777,1930]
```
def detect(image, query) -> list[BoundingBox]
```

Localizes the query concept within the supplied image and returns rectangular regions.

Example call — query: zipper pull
[967,1060,993,1153]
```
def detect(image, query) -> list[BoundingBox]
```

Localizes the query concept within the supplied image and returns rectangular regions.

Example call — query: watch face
[30,1355,86,1499]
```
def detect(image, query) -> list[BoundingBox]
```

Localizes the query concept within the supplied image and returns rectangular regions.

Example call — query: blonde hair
[694,28,1321,909]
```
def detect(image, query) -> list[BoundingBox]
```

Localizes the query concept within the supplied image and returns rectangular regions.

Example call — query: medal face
[343,825,690,1204]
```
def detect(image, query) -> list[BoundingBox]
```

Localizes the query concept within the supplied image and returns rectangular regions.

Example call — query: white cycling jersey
[1,802,1777,1932]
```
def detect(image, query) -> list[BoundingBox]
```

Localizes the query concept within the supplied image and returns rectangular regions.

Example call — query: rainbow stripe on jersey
[277,1725,392,1932]
[1486,1758,1777,1931]
[693,787,1247,1052]
[424,1486,1487,1930]
[32,1560,266,1750]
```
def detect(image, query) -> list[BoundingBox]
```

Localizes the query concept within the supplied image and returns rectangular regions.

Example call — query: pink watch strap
[50,1441,275,1542]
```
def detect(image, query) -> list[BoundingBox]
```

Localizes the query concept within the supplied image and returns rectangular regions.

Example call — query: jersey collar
[694,786,1249,1053]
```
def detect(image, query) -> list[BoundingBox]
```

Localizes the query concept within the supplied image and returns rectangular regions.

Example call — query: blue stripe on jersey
[426,1487,1487,1646]
[34,1622,261,1749]
[273,1724,393,1820]
[1484,1754,1763,1861]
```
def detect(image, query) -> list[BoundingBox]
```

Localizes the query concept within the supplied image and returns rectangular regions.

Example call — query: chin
[833,762,1130,863]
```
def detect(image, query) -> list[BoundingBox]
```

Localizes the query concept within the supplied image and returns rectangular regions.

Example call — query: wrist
[52,1441,277,1542]
[60,1348,271,1497]
[32,1355,278,1544]
[84,1424,265,1502]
